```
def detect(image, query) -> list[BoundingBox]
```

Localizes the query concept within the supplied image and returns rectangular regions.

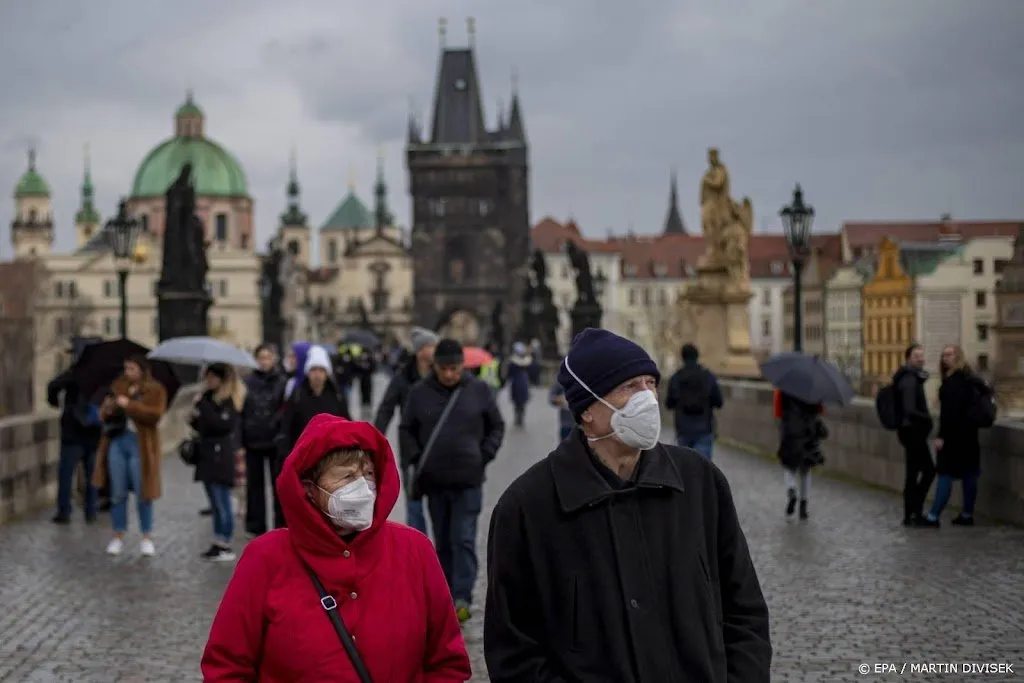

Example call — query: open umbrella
[759,352,854,407]
[462,346,495,369]
[74,339,182,404]
[341,329,380,348]
[148,336,258,369]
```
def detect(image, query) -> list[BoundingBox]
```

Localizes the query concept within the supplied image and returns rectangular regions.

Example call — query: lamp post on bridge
[780,185,815,353]
[105,199,142,339]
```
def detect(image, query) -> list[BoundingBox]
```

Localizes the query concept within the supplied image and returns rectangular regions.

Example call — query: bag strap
[414,386,464,477]
[304,566,373,683]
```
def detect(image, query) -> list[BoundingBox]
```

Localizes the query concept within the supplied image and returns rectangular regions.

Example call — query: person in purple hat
[484,328,771,683]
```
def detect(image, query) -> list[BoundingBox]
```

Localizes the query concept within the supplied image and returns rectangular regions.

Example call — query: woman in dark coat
[191,363,245,561]
[775,389,825,520]
[503,342,533,427]
[921,345,980,527]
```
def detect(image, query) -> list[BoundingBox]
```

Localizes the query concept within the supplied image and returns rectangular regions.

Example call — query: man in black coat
[893,342,936,526]
[400,338,505,624]
[484,328,771,683]
[240,343,287,535]
[373,327,438,533]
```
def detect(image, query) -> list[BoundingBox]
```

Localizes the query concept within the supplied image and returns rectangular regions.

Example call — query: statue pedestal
[678,265,759,378]
[570,301,603,341]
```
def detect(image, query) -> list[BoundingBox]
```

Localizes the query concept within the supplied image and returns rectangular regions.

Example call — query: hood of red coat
[275,414,400,558]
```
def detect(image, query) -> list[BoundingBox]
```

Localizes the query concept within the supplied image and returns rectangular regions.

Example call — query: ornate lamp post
[105,199,141,339]
[780,184,815,352]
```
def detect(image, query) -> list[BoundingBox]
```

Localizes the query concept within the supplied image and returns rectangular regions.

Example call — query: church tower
[11,149,54,259]
[663,170,686,234]
[278,148,311,267]
[405,17,530,344]
[75,144,102,248]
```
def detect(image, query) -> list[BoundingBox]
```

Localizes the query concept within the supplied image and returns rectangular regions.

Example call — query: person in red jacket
[201,413,472,682]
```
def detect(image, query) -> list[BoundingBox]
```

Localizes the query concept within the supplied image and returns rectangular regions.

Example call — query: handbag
[304,566,373,683]
[408,387,463,501]
[178,437,200,467]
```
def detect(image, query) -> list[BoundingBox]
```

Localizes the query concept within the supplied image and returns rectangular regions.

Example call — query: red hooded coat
[201,414,472,682]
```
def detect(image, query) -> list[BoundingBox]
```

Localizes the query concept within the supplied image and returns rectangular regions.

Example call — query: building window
[977,354,989,372]
[152,280,159,296]
[762,289,771,306]
[973,259,984,274]
[103,280,113,297]
[153,316,159,334]
[287,239,299,256]
[975,290,987,307]
[240,233,249,250]
[328,239,338,263]
[479,200,492,216]
[139,215,149,233]
[215,213,228,242]
[54,281,64,298]
[103,317,114,335]
[770,261,784,276]
[54,317,65,336]
[218,280,228,297]
[762,318,771,336]
[977,324,988,342]
[658,289,667,305]
[994,259,1009,275]
[626,320,636,337]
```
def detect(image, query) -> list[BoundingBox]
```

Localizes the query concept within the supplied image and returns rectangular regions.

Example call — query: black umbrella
[74,339,182,405]
[341,329,380,348]
[759,352,855,407]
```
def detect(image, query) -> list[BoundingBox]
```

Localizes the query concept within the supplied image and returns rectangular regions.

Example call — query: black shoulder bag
[304,566,373,683]
[409,386,463,500]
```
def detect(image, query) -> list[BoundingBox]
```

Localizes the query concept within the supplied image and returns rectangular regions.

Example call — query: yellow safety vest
[479,360,501,388]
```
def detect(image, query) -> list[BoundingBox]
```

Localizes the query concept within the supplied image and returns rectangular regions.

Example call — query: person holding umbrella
[93,355,168,556]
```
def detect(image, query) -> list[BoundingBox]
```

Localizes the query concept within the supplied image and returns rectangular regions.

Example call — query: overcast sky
[1,0,1022,259]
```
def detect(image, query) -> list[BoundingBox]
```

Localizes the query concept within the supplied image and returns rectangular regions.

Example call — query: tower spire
[663,169,686,234]
[506,68,525,141]
[280,146,307,227]
[438,17,447,48]
[28,147,36,171]
[374,146,390,234]
[75,143,100,228]
[467,17,475,47]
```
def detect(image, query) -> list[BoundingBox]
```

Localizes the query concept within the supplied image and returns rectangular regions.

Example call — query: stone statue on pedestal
[565,241,602,339]
[157,163,211,343]
[699,147,754,296]
[527,248,560,358]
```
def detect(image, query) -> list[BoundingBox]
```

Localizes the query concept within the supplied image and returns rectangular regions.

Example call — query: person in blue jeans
[664,343,723,459]
[921,345,981,528]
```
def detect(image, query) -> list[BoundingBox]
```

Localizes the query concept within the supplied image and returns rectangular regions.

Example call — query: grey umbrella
[760,352,855,407]
[341,329,380,348]
[147,336,258,369]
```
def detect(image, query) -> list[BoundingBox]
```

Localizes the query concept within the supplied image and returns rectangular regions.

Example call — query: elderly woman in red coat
[201,414,472,682]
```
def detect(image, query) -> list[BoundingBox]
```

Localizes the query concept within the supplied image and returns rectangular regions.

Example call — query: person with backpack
[241,343,287,535]
[886,343,936,527]
[919,345,991,527]
[664,343,723,460]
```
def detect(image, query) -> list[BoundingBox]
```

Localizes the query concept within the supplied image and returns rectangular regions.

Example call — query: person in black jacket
[373,327,438,533]
[47,336,104,524]
[776,390,825,520]
[484,328,770,683]
[192,363,245,561]
[399,338,505,624]
[241,343,287,535]
[893,343,935,526]
[920,345,981,527]
[665,343,724,460]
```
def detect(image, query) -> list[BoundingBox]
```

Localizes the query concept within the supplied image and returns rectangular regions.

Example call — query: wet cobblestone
[1,381,1022,681]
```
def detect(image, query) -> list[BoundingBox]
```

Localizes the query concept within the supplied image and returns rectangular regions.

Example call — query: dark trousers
[359,374,373,407]
[244,446,285,533]
[427,486,483,605]
[899,432,935,519]
[513,403,526,427]
[57,441,97,519]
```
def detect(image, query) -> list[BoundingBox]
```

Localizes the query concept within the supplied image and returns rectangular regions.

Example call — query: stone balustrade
[0,384,200,524]
[715,379,1024,525]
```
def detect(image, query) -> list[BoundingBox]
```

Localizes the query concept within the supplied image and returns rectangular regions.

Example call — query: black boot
[785,488,797,517]
[799,500,808,520]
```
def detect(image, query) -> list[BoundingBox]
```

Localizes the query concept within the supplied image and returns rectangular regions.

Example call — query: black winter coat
[46,370,102,447]
[399,373,505,489]
[936,369,981,478]
[276,378,350,457]
[372,358,423,435]
[191,391,241,488]
[894,366,933,439]
[241,369,285,450]
[484,432,771,683]
[777,392,825,471]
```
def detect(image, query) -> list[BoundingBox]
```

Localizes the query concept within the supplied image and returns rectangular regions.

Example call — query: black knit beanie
[557,328,660,417]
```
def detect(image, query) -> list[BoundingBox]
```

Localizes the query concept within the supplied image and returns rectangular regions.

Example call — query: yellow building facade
[862,237,915,391]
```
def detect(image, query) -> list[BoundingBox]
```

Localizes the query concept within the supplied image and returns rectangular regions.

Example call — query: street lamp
[780,184,815,352]
[105,199,141,339]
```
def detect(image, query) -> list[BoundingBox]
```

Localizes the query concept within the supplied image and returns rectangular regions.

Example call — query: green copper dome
[14,150,50,198]
[322,191,372,230]
[176,91,203,118]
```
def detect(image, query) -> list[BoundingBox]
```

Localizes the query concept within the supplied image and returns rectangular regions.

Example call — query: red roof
[843,220,1021,248]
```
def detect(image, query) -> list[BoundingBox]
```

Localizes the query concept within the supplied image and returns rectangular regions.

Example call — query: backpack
[967,375,997,428]
[676,367,713,416]
[875,384,900,430]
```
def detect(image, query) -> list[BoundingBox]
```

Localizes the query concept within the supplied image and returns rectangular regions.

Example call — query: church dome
[130,93,248,199]
[14,150,50,198]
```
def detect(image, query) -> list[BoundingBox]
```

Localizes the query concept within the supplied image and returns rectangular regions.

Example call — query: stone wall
[715,379,1024,525]
[0,384,200,524]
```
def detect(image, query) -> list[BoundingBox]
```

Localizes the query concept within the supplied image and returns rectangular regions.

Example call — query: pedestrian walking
[192,363,246,561]
[774,389,826,519]
[241,343,287,535]
[276,346,350,472]
[201,414,472,682]
[665,343,723,459]
[503,342,532,427]
[93,356,168,557]
[548,376,574,443]
[892,343,936,526]
[920,345,984,527]
[283,341,312,400]
[484,328,771,682]
[373,327,438,534]
[399,338,506,624]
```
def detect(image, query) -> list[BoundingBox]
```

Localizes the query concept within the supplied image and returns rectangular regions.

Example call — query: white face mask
[318,477,376,532]
[563,359,662,451]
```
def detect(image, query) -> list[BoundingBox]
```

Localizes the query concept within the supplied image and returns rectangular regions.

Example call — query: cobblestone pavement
[1,378,1023,682]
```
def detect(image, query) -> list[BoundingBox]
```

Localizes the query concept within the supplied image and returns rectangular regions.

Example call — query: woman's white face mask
[317,477,376,531]
[562,359,662,450]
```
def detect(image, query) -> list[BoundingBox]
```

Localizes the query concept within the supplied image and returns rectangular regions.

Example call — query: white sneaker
[139,539,156,557]
[212,548,236,562]
[106,538,124,555]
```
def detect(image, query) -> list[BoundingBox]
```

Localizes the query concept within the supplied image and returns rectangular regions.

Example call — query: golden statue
[698,147,753,293]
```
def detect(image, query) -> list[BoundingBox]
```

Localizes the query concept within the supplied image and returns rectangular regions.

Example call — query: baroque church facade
[405,20,531,344]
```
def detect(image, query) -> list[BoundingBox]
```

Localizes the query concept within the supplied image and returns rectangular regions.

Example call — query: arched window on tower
[28,208,37,223]
[445,235,473,284]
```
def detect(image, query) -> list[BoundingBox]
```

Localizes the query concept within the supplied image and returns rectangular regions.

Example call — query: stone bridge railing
[716,379,1024,525]
[0,384,200,524]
